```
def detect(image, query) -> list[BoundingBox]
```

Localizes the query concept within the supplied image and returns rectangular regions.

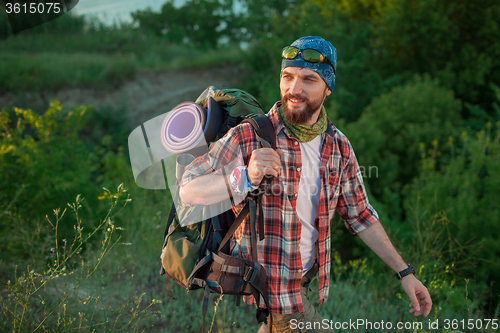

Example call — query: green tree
[343,75,462,217]
[236,0,300,41]
[373,0,500,120]
[329,0,393,22]
[323,0,500,123]
[132,0,234,48]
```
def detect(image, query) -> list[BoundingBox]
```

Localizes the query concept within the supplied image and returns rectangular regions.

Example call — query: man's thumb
[410,293,421,312]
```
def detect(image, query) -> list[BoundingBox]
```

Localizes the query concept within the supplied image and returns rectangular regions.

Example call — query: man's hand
[401,274,432,317]
[247,148,283,185]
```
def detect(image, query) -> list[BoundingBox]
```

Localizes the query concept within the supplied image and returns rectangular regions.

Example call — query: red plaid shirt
[181,102,379,314]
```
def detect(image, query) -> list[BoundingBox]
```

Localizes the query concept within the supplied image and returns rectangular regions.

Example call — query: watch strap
[395,264,415,280]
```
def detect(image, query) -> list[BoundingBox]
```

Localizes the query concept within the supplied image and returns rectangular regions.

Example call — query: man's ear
[325,88,332,97]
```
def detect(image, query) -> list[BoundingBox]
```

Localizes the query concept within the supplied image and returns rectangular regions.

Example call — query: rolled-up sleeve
[336,145,379,234]
[179,127,249,211]
[181,127,243,186]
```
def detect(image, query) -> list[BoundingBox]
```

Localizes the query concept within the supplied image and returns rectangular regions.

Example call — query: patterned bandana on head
[281,36,337,91]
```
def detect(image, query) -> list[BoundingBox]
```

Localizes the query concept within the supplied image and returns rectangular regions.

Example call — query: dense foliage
[404,123,500,306]
[343,75,463,217]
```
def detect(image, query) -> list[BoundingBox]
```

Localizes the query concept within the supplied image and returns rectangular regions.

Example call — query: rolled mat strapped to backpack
[160,98,225,155]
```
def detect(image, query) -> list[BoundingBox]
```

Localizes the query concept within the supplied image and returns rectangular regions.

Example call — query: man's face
[280,67,331,126]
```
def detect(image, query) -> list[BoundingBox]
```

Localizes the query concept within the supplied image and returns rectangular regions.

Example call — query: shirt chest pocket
[264,175,287,198]
[325,165,341,204]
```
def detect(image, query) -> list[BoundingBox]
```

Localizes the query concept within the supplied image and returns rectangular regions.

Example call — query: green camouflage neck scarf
[278,105,327,143]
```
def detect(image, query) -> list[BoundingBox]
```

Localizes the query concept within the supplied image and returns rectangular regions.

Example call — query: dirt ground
[0,66,243,127]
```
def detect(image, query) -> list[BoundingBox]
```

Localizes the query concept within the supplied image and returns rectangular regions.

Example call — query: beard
[281,91,326,125]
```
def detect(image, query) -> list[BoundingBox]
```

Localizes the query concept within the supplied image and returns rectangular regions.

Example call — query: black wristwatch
[395,264,415,280]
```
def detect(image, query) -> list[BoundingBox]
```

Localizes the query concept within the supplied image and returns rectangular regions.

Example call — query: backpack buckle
[243,265,257,283]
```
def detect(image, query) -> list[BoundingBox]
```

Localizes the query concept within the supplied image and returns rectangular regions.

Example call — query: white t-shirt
[296,135,322,275]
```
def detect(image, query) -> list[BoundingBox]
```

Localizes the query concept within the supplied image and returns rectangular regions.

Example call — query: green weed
[0,185,163,332]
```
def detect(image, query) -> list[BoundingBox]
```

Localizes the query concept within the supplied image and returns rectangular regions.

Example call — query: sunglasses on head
[281,46,336,74]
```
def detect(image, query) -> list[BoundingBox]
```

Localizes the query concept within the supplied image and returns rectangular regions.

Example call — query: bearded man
[180,36,432,332]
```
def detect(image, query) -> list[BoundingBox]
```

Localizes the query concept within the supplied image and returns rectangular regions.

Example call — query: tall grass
[0,185,162,332]
[0,52,136,91]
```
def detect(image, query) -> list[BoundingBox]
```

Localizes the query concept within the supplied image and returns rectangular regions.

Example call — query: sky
[71,0,243,25]
[72,0,186,24]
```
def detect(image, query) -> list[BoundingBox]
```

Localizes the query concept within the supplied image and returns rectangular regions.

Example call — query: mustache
[283,93,309,103]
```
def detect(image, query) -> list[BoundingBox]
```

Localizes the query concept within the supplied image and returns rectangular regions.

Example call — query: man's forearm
[179,174,231,206]
[357,221,408,273]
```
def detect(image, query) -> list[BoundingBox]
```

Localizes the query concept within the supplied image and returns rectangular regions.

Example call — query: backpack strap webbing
[162,187,180,249]
[216,201,250,253]
[241,113,277,243]
[162,274,175,299]
[160,187,180,282]
[160,188,179,300]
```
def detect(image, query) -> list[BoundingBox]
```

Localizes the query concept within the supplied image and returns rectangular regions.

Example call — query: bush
[0,101,95,214]
[0,101,119,261]
[404,123,500,313]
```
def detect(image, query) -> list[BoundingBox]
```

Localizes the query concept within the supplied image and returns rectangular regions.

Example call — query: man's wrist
[395,264,416,280]
[246,173,260,192]
[230,166,259,195]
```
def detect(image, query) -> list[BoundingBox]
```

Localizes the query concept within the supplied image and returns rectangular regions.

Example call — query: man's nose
[289,78,303,95]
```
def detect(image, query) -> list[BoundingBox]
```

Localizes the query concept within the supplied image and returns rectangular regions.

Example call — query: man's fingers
[255,148,282,162]
[263,166,279,177]
[251,149,282,170]
[254,147,282,156]
[419,291,433,317]
[402,276,432,317]
[409,292,421,315]
[414,288,432,317]
[248,148,283,184]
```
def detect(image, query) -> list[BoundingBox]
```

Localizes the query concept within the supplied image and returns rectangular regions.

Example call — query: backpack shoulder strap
[240,114,277,245]
[240,114,276,150]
